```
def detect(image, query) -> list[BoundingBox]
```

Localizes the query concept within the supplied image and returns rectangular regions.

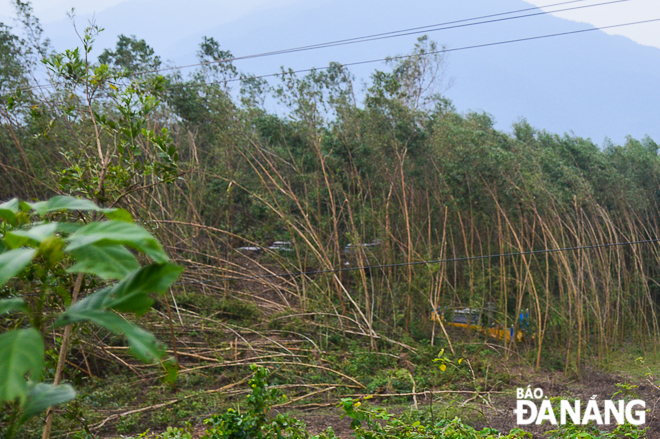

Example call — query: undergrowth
[136,365,648,439]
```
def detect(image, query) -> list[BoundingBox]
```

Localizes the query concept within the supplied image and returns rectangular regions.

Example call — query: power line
[164,17,660,90]
[9,238,660,296]
[134,0,629,76]
[251,0,595,51]
[183,237,660,283]
[21,0,629,92]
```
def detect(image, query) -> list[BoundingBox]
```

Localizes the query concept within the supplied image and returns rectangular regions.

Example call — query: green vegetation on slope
[2,3,660,436]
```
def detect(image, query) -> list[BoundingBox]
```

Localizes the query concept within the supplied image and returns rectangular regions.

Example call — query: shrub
[0,196,182,437]
[202,365,309,439]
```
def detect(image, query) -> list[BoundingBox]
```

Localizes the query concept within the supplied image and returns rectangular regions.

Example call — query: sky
[0,0,300,24]
[1,0,658,33]
[0,0,126,20]
[526,0,660,48]
[1,0,658,48]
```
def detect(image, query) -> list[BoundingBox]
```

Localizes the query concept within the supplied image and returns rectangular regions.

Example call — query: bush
[201,365,309,439]
[0,196,183,437]
[335,397,532,439]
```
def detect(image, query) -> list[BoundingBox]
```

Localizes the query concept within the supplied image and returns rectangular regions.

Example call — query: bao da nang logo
[514,387,645,426]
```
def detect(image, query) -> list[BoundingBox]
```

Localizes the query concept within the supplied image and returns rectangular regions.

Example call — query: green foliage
[65,220,169,263]
[0,23,28,100]
[3,13,660,437]
[546,421,647,439]
[197,365,535,439]
[612,382,640,401]
[212,298,261,321]
[0,248,36,286]
[160,425,193,439]
[67,243,140,280]
[98,34,161,73]
[334,397,531,439]
[609,422,647,439]
[20,382,76,423]
[0,195,182,435]
[37,24,179,204]
[0,329,44,403]
[433,348,464,374]
[202,365,308,439]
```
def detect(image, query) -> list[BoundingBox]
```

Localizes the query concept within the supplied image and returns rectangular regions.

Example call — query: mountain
[33,0,660,145]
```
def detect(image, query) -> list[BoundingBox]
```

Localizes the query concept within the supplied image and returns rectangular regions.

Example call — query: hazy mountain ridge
[30,0,660,144]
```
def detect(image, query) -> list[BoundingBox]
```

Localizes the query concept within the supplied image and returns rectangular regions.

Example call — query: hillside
[1,2,660,437]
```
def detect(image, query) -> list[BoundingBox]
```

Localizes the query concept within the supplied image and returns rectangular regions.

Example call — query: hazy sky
[0,0,300,23]
[1,0,658,50]
[525,0,660,48]
[0,0,126,20]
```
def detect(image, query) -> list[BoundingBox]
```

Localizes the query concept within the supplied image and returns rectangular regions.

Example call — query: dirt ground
[273,367,660,438]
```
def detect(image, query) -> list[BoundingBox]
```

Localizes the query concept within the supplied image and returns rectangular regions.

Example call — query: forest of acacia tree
[2,2,660,437]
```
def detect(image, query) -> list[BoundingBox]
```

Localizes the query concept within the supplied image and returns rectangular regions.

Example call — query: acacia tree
[98,34,161,74]
[0,0,50,201]
[1,12,184,437]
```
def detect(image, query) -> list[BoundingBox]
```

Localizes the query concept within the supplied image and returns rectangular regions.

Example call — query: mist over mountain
[34,0,660,145]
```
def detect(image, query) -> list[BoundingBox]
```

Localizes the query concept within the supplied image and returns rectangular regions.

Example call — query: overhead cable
[163,17,660,90]
[183,238,660,283]
[134,0,629,76]
[19,0,630,91]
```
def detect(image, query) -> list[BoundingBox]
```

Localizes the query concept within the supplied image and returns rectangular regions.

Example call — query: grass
[601,344,660,385]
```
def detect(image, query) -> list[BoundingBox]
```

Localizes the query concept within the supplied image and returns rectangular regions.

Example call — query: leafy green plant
[202,365,309,439]
[0,195,183,437]
[609,422,647,438]
[337,396,373,430]
[433,348,464,373]
[159,363,540,439]
[160,425,193,439]
[336,396,532,438]
[612,382,641,401]
[27,18,179,206]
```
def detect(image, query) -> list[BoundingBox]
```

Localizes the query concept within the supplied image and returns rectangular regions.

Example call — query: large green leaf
[0,248,37,287]
[0,198,19,212]
[56,310,164,363]
[65,221,168,263]
[64,263,183,316]
[20,382,76,422]
[0,329,44,403]
[27,196,130,221]
[4,223,58,249]
[105,263,183,314]
[0,198,19,226]
[0,298,28,315]
[103,208,133,222]
[58,285,113,316]
[27,196,101,216]
[68,244,140,280]
[55,222,83,234]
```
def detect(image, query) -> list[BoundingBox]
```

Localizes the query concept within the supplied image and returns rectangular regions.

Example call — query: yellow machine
[432,307,527,343]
